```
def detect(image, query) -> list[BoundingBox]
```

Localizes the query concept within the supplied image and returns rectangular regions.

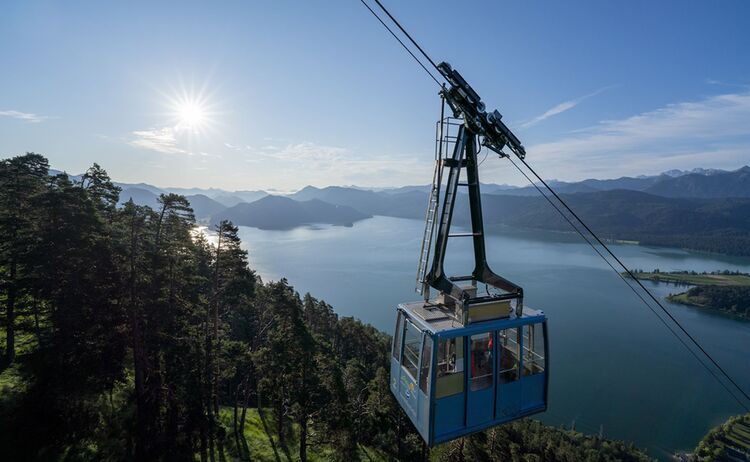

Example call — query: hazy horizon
[43,162,749,195]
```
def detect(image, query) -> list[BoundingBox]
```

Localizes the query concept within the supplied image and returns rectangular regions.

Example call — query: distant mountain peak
[661,167,730,178]
[255,194,292,204]
[662,169,686,178]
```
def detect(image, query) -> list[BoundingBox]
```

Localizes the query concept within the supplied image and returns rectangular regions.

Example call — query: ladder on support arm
[416,158,441,296]
[416,105,458,298]
[416,99,449,297]
[418,116,524,320]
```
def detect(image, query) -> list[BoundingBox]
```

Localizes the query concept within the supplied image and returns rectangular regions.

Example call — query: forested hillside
[0,153,654,461]
[211,195,371,229]
[672,286,750,320]
[628,270,750,319]
[475,191,750,256]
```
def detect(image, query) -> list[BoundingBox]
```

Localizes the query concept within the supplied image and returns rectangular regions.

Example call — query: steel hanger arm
[437,62,526,159]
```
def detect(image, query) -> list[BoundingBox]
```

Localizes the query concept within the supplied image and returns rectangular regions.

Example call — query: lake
[233,216,750,460]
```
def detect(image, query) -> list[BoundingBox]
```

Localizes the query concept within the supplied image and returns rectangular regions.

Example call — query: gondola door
[496,327,521,418]
[466,331,495,427]
[398,317,422,420]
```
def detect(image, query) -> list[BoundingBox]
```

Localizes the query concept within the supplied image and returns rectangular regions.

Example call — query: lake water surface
[234,216,750,460]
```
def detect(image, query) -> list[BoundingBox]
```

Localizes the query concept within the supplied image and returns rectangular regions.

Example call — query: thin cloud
[0,109,54,123]
[519,90,750,179]
[129,127,187,154]
[705,78,750,89]
[247,142,347,162]
[199,151,222,158]
[241,141,432,188]
[521,86,616,128]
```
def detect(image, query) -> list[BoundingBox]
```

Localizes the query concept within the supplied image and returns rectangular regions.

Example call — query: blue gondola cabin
[390,295,548,446]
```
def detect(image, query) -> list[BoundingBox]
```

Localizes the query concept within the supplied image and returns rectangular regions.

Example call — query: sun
[172,97,211,133]
[176,100,207,130]
[159,79,220,139]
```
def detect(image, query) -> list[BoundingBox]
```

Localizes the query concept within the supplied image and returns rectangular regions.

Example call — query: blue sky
[1,0,749,190]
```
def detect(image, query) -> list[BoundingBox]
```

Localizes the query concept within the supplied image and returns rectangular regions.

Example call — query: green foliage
[0,152,50,365]
[0,154,658,461]
[431,420,654,462]
[217,407,390,462]
[478,190,750,256]
[694,413,750,461]
[12,171,130,455]
[629,270,750,319]
[676,286,750,319]
[629,269,750,287]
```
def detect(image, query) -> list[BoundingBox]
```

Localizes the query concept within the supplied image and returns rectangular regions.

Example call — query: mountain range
[492,166,750,197]
[111,165,750,213]
[75,165,750,256]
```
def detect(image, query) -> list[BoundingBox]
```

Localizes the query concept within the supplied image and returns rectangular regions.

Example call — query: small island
[627,270,750,320]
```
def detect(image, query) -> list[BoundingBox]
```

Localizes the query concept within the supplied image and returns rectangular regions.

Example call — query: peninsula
[628,270,750,320]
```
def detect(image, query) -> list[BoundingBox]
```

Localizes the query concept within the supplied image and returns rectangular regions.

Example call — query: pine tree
[0,153,48,365]
[13,170,128,457]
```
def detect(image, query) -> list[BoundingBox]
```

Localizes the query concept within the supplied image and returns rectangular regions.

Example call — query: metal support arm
[424,123,523,312]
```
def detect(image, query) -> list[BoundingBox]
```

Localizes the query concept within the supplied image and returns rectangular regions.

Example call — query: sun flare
[176,101,207,130]
[172,97,211,133]
[163,84,217,135]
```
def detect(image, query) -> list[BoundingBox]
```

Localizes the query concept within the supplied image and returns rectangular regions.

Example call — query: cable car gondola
[390,62,549,446]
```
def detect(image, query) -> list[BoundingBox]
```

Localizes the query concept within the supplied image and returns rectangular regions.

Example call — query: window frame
[498,327,520,384]
[418,333,433,394]
[469,331,494,391]
[435,335,465,398]
[522,323,546,377]
[400,318,422,380]
[392,312,403,360]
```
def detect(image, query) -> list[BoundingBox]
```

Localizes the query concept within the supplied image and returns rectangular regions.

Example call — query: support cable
[371,0,442,73]
[358,0,442,87]
[506,157,750,411]
[513,156,750,408]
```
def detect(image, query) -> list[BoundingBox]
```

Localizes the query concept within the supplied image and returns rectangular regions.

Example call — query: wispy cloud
[521,86,615,128]
[245,142,347,162]
[521,90,750,179]
[129,127,187,154]
[199,151,222,158]
[705,78,750,90]
[240,141,431,188]
[0,109,54,123]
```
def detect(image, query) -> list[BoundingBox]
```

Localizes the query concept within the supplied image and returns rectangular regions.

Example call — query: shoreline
[627,270,750,320]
